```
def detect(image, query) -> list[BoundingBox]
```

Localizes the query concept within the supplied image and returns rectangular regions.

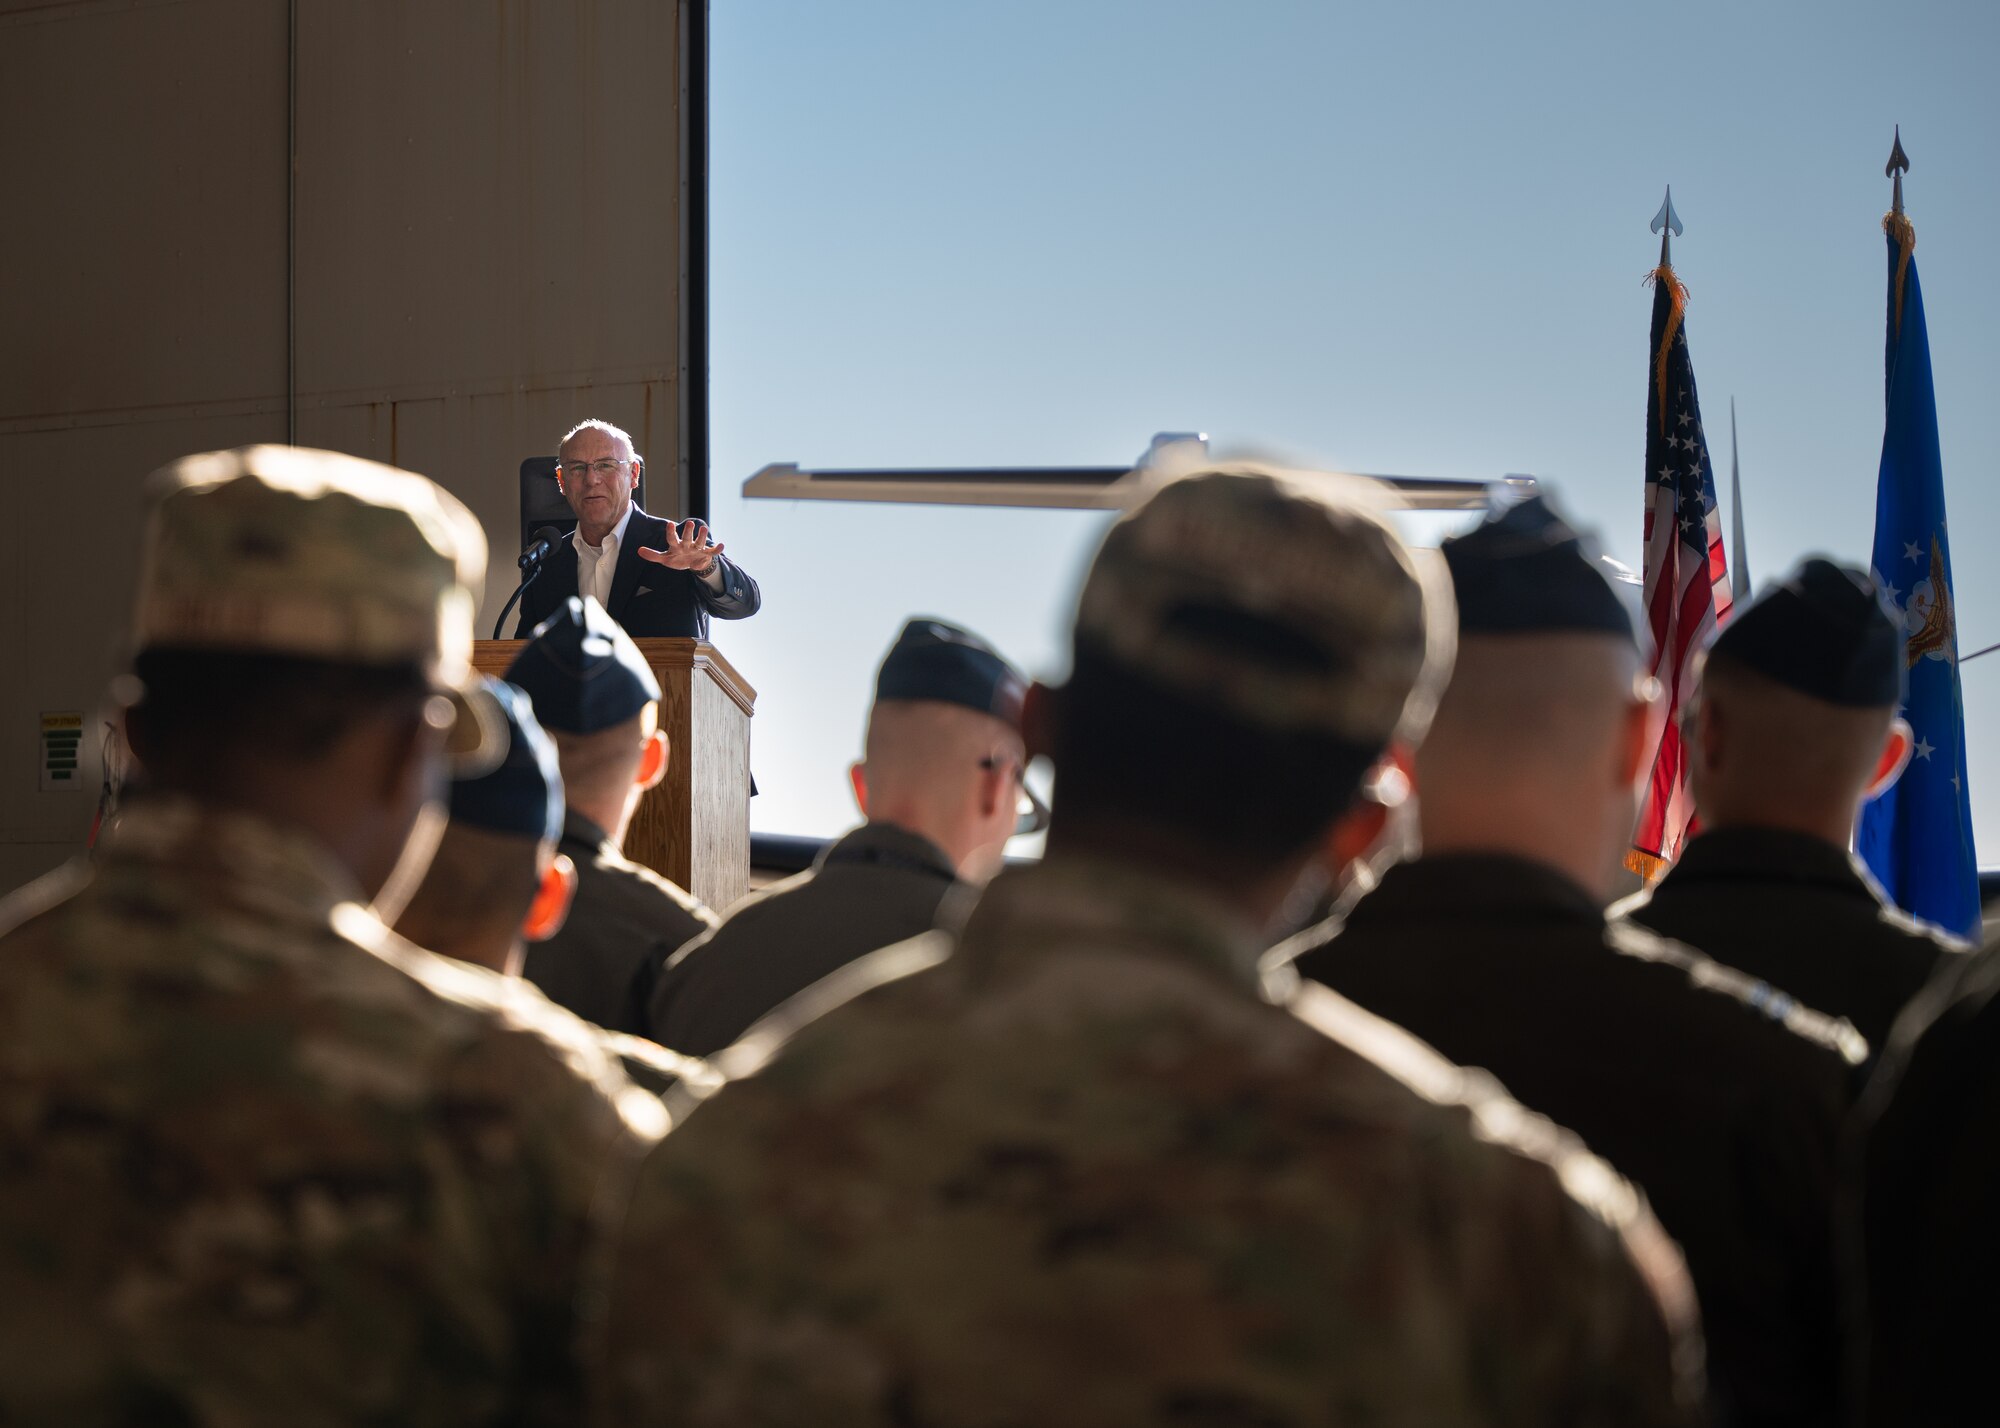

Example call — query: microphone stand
[493,557,548,640]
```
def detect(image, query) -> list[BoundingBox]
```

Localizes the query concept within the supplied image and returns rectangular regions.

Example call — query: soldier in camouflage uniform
[394,674,720,1100]
[596,465,1707,1427]
[0,446,665,1426]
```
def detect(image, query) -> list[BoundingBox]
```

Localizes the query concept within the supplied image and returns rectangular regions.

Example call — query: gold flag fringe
[1645,264,1689,437]
[1884,209,1917,340]
[1625,846,1669,883]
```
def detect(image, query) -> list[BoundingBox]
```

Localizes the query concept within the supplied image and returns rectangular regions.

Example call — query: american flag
[1632,266,1733,878]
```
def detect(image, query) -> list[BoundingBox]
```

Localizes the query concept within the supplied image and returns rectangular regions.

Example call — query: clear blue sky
[701,0,1999,853]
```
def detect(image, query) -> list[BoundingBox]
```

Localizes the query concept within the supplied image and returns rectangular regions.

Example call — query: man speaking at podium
[515,419,761,638]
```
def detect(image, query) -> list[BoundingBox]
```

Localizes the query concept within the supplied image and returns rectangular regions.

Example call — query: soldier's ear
[523,852,577,942]
[849,761,869,816]
[1319,743,1412,888]
[635,729,670,791]
[1866,717,1915,801]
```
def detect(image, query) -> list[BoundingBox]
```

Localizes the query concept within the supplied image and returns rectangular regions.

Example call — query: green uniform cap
[1073,463,1455,748]
[133,444,503,771]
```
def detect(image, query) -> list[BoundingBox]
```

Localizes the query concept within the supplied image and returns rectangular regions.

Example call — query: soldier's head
[506,597,667,849]
[1032,464,1451,925]
[852,619,1034,884]
[1687,557,1912,845]
[394,679,576,976]
[1416,495,1657,901]
[121,445,504,916]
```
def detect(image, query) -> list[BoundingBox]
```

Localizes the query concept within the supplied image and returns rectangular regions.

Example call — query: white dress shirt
[573,504,636,610]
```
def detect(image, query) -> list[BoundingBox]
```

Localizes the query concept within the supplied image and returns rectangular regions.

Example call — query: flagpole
[1630,185,1727,881]
[1729,398,1750,601]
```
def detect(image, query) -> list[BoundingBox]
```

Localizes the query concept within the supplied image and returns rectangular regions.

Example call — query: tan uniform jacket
[598,857,1707,1427]
[0,799,664,1427]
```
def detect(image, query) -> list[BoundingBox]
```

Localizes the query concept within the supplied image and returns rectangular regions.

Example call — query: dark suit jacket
[515,507,761,639]
[1291,854,1867,1428]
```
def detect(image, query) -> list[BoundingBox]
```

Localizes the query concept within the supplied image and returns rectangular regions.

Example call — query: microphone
[495,526,566,639]
[518,525,564,570]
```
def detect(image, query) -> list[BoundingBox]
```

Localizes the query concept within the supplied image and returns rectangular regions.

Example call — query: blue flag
[1857,221,1980,938]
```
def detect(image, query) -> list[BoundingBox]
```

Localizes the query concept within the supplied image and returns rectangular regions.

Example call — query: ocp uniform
[0,799,662,1426]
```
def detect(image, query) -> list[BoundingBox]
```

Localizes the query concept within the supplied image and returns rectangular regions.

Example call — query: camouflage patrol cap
[133,445,504,770]
[1072,464,1454,747]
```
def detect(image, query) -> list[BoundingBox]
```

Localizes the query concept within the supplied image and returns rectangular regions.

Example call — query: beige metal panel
[293,0,683,400]
[0,0,287,420]
[0,0,692,905]
[0,411,286,891]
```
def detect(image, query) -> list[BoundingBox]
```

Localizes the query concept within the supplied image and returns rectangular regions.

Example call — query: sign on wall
[40,713,83,792]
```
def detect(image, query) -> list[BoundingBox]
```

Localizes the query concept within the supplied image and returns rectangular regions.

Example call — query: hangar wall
[0,0,695,893]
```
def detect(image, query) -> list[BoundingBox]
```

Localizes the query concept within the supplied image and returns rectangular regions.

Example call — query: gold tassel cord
[1646,264,1689,436]
[1884,209,1916,341]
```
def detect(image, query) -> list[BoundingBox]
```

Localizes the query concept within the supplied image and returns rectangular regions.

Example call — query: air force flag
[1857,214,1980,939]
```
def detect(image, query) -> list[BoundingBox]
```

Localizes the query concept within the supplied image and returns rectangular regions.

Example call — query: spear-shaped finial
[1651,185,1684,267]
[1886,125,1910,217]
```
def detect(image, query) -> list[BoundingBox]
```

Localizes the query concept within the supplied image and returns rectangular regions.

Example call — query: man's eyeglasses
[557,458,632,481]
[981,755,1050,837]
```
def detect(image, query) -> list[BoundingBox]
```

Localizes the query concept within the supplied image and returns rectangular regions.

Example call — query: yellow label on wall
[40,712,84,792]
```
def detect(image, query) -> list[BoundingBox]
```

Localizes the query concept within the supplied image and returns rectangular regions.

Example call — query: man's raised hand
[638,519,724,574]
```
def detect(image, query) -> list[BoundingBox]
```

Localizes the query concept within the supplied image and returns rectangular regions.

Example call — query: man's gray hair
[559,418,640,459]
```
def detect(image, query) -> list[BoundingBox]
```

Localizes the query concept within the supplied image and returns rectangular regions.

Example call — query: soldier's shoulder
[1288,979,1638,1216]
[1605,884,1656,924]
[693,866,820,938]
[584,849,719,933]
[1605,917,1869,1067]
[1874,896,1971,957]
[1286,977,1700,1354]
[699,929,955,1082]
[333,908,669,1144]
[597,1029,724,1102]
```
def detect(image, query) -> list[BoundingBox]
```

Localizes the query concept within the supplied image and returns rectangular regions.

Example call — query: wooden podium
[471,639,757,913]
